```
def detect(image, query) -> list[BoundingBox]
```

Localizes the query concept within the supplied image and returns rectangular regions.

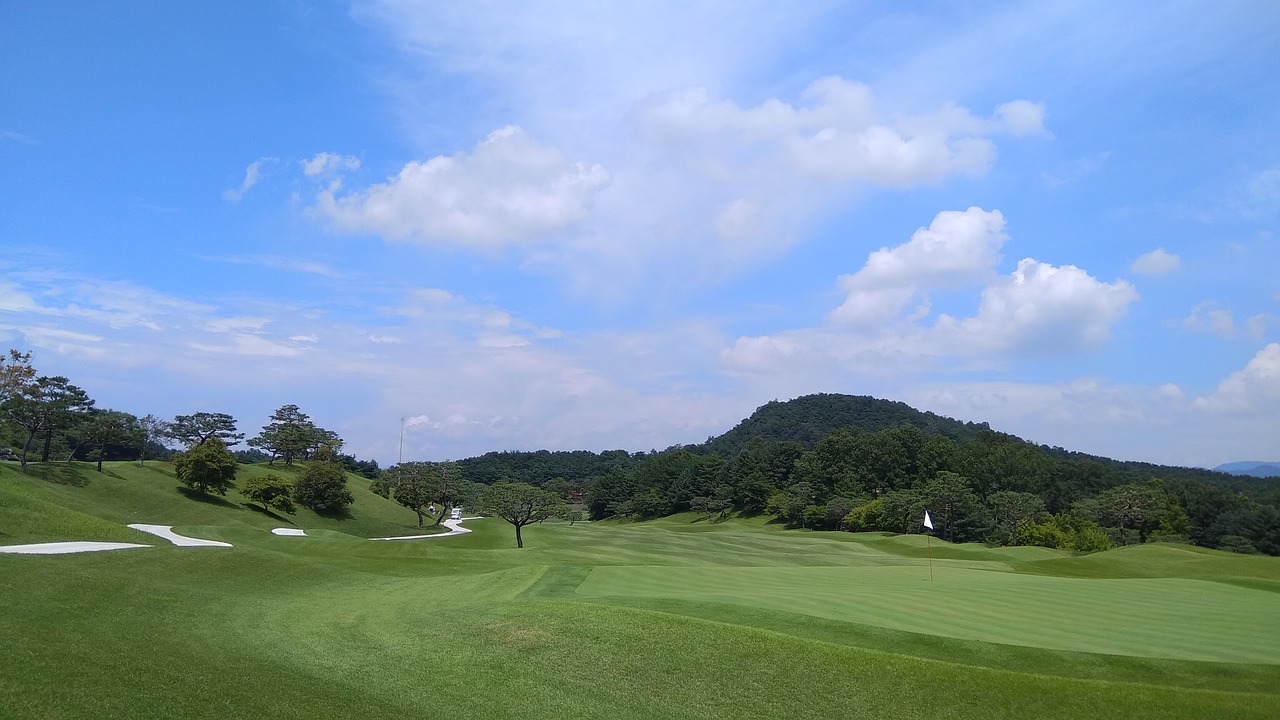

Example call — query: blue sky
[2,1,1278,468]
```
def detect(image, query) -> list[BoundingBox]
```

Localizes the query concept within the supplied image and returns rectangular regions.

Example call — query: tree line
[1,349,566,547]
[452,395,1280,556]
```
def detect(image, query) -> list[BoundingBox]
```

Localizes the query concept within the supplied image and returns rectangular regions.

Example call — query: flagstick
[927,533,933,581]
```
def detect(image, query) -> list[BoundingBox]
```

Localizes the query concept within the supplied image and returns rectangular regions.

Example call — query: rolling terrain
[2,461,1278,719]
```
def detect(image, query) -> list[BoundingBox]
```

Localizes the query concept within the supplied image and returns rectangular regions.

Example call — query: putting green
[576,565,1280,663]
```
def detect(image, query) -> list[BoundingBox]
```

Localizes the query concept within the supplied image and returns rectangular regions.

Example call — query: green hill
[696,393,989,455]
[0,459,431,544]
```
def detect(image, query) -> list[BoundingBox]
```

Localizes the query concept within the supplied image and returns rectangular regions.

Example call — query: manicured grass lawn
[2,465,1279,719]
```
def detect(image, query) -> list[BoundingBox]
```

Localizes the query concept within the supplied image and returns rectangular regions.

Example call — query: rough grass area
[2,466,1278,719]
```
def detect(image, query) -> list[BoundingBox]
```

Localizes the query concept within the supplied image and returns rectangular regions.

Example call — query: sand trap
[370,517,475,541]
[271,528,306,536]
[127,524,232,547]
[0,541,152,555]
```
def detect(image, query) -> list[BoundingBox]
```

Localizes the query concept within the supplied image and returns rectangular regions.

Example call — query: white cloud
[0,282,38,312]
[1130,247,1181,275]
[223,158,275,202]
[830,207,1007,325]
[1247,313,1276,341]
[1180,302,1236,338]
[935,260,1138,356]
[1194,343,1280,413]
[634,78,1042,189]
[302,152,361,177]
[724,209,1137,376]
[993,100,1048,136]
[314,126,610,249]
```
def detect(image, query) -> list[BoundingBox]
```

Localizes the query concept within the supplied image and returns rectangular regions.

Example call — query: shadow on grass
[312,506,354,520]
[25,462,89,487]
[177,486,241,509]
[242,502,294,523]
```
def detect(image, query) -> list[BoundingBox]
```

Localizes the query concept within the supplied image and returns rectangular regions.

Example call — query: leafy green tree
[378,462,439,527]
[630,487,673,519]
[85,410,141,472]
[248,404,324,465]
[843,498,889,532]
[989,491,1046,545]
[880,488,925,534]
[0,349,35,405]
[173,436,238,496]
[2,375,94,471]
[137,414,170,466]
[1094,483,1166,545]
[480,482,565,548]
[1020,513,1112,552]
[293,458,354,514]
[241,473,296,514]
[168,411,244,448]
[919,471,984,543]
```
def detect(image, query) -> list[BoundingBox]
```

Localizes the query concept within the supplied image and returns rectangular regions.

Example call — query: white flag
[923,510,934,530]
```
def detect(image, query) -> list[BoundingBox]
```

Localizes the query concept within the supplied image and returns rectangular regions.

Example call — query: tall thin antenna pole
[399,417,405,464]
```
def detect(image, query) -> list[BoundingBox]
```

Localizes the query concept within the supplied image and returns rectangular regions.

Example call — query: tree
[989,491,1046,546]
[377,462,439,527]
[1094,483,1166,545]
[293,457,354,514]
[880,488,925,534]
[173,436,238,496]
[0,349,35,405]
[137,414,170,466]
[919,471,985,543]
[248,404,322,466]
[480,482,565,548]
[84,410,141,472]
[241,473,296,514]
[168,412,244,448]
[1,375,94,471]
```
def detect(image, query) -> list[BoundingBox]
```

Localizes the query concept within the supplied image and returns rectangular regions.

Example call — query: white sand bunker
[127,524,232,547]
[371,517,474,541]
[271,528,306,536]
[0,541,151,555]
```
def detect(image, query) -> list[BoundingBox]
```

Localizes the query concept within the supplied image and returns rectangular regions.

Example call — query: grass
[2,465,1279,718]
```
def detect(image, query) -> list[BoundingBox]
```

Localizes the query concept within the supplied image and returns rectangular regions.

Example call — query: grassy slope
[2,468,1278,719]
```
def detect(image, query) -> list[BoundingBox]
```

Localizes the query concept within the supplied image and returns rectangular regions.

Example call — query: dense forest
[450,394,1280,556]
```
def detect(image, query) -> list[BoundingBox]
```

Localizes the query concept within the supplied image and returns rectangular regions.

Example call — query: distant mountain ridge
[1215,461,1280,478]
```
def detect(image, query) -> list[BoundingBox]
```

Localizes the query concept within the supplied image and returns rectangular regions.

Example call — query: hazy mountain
[1214,461,1280,478]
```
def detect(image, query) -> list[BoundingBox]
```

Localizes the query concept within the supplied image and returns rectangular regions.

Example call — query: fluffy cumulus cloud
[1194,343,1280,413]
[830,207,1008,325]
[633,77,1044,188]
[723,208,1138,374]
[935,259,1138,356]
[313,126,610,249]
[1130,248,1181,275]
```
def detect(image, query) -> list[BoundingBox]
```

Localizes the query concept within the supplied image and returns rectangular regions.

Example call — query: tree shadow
[177,486,240,509]
[25,462,89,487]
[241,502,292,523]
[311,505,354,520]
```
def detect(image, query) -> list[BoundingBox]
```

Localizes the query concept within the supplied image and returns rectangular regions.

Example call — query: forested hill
[695,394,989,457]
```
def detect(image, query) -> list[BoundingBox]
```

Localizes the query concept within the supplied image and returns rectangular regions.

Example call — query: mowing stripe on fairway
[576,565,1280,663]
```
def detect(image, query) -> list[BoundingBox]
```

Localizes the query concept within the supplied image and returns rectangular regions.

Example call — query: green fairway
[3,464,1279,719]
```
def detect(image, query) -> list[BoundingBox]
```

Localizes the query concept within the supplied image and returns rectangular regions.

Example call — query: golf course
[2,460,1278,719]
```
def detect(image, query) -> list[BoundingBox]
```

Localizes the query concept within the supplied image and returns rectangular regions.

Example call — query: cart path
[370,516,480,541]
